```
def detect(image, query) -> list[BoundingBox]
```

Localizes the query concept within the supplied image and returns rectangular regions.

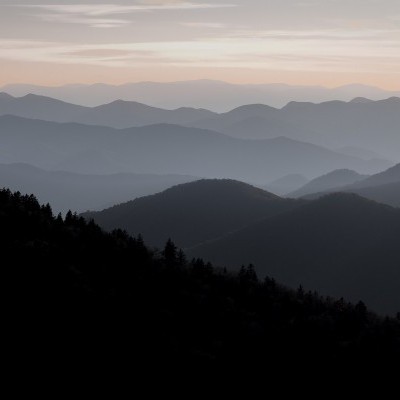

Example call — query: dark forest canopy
[1,188,399,367]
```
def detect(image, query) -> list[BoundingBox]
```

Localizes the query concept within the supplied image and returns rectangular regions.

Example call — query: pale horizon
[1,78,399,92]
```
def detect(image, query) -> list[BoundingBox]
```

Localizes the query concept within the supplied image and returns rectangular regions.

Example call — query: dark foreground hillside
[2,189,399,367]
[190,193,400,315]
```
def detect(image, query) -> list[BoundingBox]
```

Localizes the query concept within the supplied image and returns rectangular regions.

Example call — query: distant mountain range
[82,179,303,248]
[2,80,400,110]
[189,97,400,160]
[0,92,215,129]
[353,163,400,188]
[0,115,388,183]
[289,169,368,198]
[0,163,197,214]
[294,164,400,207]
[1,92,398,160]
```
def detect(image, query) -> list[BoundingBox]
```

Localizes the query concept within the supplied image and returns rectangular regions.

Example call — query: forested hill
[2,188,399,366]
[82,179,302,248]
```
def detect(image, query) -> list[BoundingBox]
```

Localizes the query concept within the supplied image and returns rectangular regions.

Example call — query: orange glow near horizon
[1,60,399,91]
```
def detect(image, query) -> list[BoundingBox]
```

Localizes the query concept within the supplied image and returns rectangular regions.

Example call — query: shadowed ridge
[224,103,278,115]
[289,169,367,198]
[349,97,374,103]
[92,99,162,111]
[82,179,302,249]
[360,163,400,186]
[294,163,400,205]
[155,178,281,201]
[189,192,400,314]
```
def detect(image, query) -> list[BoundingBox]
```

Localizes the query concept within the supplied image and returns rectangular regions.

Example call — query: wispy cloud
[21,3,236,15]
[35,13,131,28]
[1,29,399,74]
[17,2,236,28]
[3,3,399,71]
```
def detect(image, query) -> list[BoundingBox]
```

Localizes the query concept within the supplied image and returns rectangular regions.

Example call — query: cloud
[1,31,399,74]
[22,3,236,15]
[35,13,131,28]
[15,2,236,28]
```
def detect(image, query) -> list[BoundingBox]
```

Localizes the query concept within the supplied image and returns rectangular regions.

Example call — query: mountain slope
[82,179,303,248]
[349,182,400,208]
[189,193,400,314]
[0,163,197,214]
[0,93,216,128]
[289,169,368,198]
[0,93,86,121]
[190,103,317,141]
[264,174,309,196]
[76,100,216,128]
[0,116,385,182]
[298,164,400,206]
[353,163,400,188]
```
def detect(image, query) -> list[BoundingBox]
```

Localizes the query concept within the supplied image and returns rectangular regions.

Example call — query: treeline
[1,188,399,366]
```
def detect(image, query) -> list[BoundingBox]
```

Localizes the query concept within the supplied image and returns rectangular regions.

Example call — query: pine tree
[177,249,186,267]
[163,238,177,267]
[297,285,305,298]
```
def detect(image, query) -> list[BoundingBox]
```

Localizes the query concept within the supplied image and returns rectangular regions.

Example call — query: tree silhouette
[163,238,178,267]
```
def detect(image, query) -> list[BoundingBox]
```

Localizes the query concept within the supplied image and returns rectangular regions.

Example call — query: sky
[0,0,399,89]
